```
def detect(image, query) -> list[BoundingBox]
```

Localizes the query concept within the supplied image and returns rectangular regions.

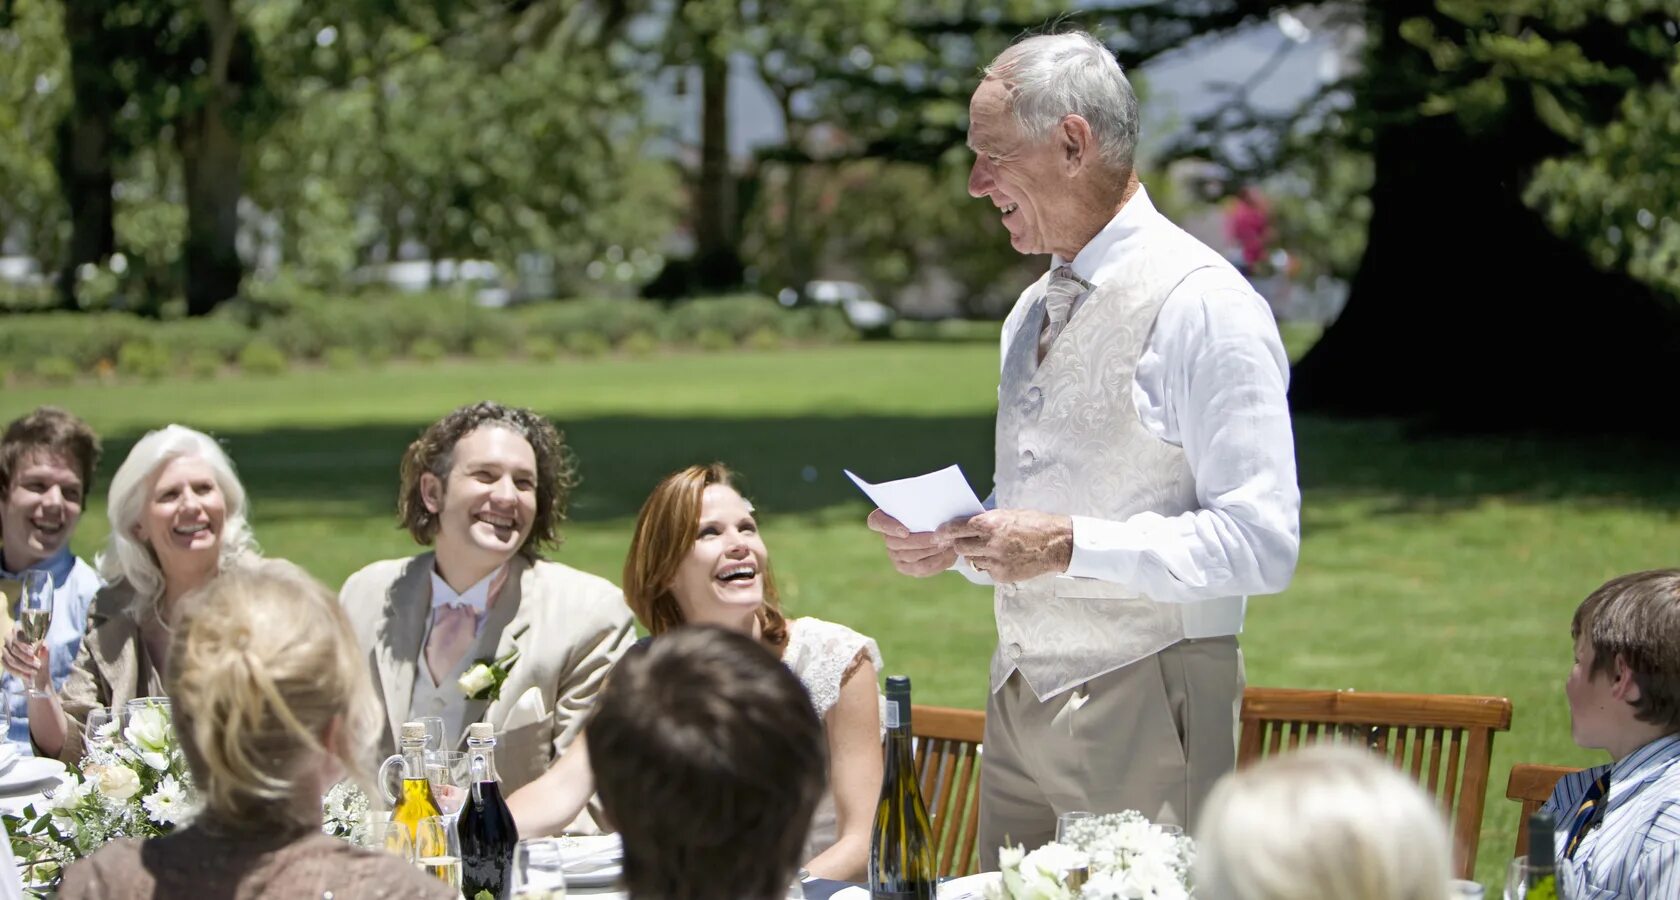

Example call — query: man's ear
[1611,654,1642,703]
[1060,114,1094,173]
[420,472,444,515]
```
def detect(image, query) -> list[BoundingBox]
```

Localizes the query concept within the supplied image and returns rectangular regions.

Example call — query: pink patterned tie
[425,603,481,686]
[1036,265,1092,364]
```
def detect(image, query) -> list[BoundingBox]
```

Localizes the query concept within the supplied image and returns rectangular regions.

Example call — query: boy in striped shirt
[1543,569,1680,899]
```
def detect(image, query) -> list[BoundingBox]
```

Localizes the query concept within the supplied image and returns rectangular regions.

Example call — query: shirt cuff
[1065,515,1142,585]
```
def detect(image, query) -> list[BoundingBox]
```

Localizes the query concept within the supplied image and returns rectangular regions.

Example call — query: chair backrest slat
[910,704,985,879]
[1237,687,1512,880]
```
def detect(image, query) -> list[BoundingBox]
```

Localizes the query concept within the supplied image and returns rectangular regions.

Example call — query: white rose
[124,707,171,753]
[93,764,142,801]
[458,663,496,697]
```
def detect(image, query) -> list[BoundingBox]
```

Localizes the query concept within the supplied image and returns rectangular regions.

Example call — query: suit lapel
[377,554,434,746]
[478,557,537,730]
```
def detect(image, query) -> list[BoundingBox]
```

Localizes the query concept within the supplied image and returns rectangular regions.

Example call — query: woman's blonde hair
[1194,745,1453,900]
[98,424,257,608]
[166,558,379,830]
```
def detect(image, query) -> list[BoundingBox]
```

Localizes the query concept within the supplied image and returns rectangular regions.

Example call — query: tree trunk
[55,0,117,310]
[177,1,247,316]
[1288,2,1680,437]
[694,44,742,291]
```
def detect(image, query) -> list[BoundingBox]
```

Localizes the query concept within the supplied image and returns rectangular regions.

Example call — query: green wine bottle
[869,676,937,900]
[1527,809,1559,900]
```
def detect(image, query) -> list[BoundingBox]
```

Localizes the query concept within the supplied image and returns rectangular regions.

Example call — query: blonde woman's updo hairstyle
[166,558,380,830]
[99,424,257,605]
[622,463,788,648]
[1194,745,1452,900]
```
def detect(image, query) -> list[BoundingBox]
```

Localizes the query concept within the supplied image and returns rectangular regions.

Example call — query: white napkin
[502,686,547,731]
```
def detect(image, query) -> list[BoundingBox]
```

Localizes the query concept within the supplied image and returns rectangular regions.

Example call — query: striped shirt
[1541,733,1680,899]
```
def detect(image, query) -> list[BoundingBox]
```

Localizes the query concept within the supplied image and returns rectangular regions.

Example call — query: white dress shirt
[969,185,1300,614]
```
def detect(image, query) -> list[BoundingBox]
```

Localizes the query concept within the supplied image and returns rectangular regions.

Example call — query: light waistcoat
[992,213,1244,701]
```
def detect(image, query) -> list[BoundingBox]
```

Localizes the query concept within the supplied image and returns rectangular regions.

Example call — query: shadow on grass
[83,413,1680,528]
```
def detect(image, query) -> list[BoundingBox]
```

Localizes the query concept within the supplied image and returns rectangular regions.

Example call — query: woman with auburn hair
[29,424,259,762]
[509,464,883,881]
[59,558,454,900]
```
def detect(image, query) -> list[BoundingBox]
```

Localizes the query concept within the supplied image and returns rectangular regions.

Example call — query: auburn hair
[622,464,787,649]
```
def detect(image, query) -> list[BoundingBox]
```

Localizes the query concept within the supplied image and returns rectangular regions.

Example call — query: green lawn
[5,342,1677,887]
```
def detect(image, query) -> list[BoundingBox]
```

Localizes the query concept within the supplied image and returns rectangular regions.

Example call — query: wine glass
[414,815,463,893]
[18,571,52,699]
[361,819,415,863]
[125,696,172,717]
[418,716,447,751]
[85,707,127,749]
[510,840,568,899]
[425,750,470,818]
[1503,859,1527,900]
[1056,810,1095,843]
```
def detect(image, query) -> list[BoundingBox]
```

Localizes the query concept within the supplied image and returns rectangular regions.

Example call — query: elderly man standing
[868,31,1300,865]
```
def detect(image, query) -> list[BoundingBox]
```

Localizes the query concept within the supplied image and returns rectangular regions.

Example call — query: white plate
[939,873,1000,899]
[0,757,65,795]
[553,834,623,888]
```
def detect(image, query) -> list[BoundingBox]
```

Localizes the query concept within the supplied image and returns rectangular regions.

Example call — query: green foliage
[409,338,446,364]
[184,350,223,380]
[619,331,659,357]
[744,326,782,351]
[0,312,153,368]
[167,316,251,362]
[236,339,288,376]
[514,299,664,348]
[31,356,77,384]
[323,346,361,371]
[694,328,735,352]
[665,295,785,343]
[0,0,70,276]
[522,335,560,362]
[562,331,610,359]
[116,341,170,380]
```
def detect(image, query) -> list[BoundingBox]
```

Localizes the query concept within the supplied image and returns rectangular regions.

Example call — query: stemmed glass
[85,707,127,749]
[510,840,568,899]
[1055,811,1095,892]
[361,820,415,863]
[1503,859,1528,900]
[18,571,53,699]
[417,716,447,751]
[414,815,463,893]
[425,750,469,819]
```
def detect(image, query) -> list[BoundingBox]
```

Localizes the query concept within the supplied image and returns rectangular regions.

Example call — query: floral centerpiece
[321,779,371,844]
[989,811,1194,900]
[3,701,197,888]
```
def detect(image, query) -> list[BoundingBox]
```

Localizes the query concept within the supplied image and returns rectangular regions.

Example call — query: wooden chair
[911,704,985,878]
[1237,687,1513,879]
[1505,763,1580,858]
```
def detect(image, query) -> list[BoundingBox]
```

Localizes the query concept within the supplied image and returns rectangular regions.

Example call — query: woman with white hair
[26,424,258,762]
[1193,745,1453,900]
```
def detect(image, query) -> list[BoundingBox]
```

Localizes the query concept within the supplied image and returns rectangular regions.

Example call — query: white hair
[1194,746,1453,900]
[97,425,257,609]
[983,31,1141,174]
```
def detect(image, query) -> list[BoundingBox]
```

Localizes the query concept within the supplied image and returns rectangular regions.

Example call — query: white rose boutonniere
[458,625,529,701]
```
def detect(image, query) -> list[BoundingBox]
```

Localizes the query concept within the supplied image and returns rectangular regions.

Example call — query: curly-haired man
[340,402,634,818]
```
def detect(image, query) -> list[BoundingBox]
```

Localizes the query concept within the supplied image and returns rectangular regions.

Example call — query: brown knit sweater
[58,824,458,900]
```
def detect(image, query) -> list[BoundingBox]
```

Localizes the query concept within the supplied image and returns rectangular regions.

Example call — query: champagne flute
[510,840,567,899]
[415,815,463,892]
[18,571,52,699]
[1055,811,1095,891]
[425,750,469,818]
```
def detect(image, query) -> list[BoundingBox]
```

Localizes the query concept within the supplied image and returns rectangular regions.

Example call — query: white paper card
[844,464,985,534]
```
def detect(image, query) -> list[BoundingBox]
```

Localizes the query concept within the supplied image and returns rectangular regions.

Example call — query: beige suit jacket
[41,581,164,764]
[339,553,635,793]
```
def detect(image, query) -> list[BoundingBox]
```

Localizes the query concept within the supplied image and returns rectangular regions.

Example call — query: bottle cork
[467,722,494,741]
[401,721,427,743]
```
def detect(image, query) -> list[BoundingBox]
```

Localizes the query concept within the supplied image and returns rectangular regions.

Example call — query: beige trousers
[977,637,1244,869]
